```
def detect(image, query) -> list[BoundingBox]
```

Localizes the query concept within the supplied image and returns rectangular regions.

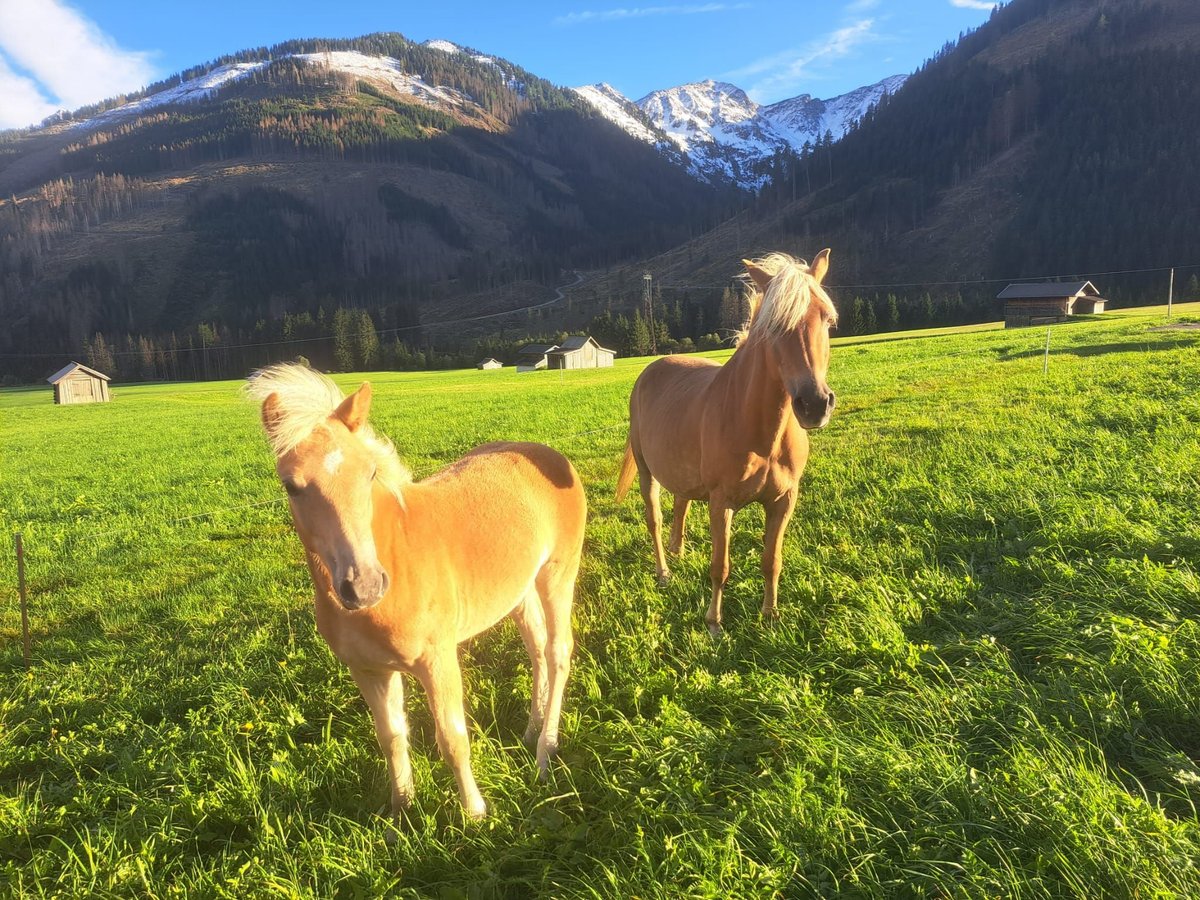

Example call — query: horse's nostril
[340,578,357,605]
[379,571,390,596]
[828,391,836,409]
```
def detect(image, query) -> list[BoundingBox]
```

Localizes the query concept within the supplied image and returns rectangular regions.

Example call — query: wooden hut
[477,357,503,370]
[47,362,111,404]
[999,281,1106,328]
[516,343,558,372]
[546,335,616,370]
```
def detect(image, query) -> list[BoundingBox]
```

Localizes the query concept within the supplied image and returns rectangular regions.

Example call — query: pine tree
[849,297,866,335]
[355,309,381,369]
[864,298,878,334]
[333,308,355,371]
[629,310,651,357]
[87,332,116,375]
[887,294,901,331]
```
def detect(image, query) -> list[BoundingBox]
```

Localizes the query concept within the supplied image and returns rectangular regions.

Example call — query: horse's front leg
[705,498,733,637]
[350,668,414,818]
[413,647,487,820]
[761,489,797,624]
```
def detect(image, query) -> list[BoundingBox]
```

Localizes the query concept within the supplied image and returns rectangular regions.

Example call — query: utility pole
[1168,267,1175,318]
[643,272,658,355]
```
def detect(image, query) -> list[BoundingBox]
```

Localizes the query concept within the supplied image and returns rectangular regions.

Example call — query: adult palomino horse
[247,364,586,822]
[616,251,838,635]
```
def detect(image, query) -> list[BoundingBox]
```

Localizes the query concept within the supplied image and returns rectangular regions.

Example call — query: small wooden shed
[47,361,111,404]
[999,281,1106,328]
[477,358,503,370]
[516,343,558,373]
[546,335,616,370]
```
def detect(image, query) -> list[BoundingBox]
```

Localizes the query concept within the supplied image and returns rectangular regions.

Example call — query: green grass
[2,311,1199,898]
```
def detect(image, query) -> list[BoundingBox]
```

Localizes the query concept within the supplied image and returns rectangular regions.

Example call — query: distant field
[2,310,1199,897]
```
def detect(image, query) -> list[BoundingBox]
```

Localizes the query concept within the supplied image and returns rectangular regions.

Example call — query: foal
[617,251,838,635]
[248,364,586,820]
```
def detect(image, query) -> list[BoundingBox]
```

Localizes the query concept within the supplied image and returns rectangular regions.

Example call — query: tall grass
[2,310,1198,897]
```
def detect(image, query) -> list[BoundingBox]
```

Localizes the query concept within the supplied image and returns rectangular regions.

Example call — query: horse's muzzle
[338,567,390,610]
[793,389,835,430]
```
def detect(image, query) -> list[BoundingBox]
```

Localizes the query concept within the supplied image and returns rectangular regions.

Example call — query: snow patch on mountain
[295,52,471,109]
[423,39,460,54]
[68,61,270,129]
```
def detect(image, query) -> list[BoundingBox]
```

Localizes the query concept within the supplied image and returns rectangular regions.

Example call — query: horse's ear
[810,248,831,285]
[334,383,372,432]
[742,259,774,294]
[261,393,285,445]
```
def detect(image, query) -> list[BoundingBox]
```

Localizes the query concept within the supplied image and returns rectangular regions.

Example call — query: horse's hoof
[761,609,781,626]
[657,572,671,588]
[384,809,411,845]
[706,620,723,638]
[465,799,488,821]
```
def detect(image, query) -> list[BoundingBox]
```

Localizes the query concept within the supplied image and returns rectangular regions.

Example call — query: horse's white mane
[245,363,412,492]
[744,252,838,343]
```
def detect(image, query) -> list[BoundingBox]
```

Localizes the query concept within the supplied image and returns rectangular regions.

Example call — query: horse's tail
[615,436,637,503]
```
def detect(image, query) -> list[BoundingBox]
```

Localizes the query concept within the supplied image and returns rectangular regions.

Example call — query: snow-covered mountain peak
[571,83,658,144]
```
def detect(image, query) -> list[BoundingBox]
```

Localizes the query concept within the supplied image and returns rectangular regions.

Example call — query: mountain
[563,0,1200,329]
[573,75,907,186]
[0,33,736,381]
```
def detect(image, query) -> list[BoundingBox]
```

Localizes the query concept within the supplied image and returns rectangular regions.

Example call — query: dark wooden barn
[998,281,1106,328]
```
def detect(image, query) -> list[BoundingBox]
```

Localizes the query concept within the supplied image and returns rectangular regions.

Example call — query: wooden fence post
[15,533,30,669]
[1043,326,1052,375]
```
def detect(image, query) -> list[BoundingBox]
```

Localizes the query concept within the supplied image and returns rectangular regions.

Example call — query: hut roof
[997,281,1099,300]
[47,361,110,384]
[548,335,615,355]
[517,343,558,356]
[479,357,501,364]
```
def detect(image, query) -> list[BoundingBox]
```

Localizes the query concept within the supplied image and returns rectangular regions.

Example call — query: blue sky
[0,0,998,129]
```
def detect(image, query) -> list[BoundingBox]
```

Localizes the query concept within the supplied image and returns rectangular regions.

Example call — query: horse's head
[253,371,391,611]
[742,250,838,430]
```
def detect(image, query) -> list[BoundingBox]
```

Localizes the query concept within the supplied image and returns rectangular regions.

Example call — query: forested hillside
[565,0,1200,337]
[0,33,734,382]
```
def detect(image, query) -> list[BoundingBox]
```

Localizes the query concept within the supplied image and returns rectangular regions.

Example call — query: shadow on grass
[1001,336,1200,361]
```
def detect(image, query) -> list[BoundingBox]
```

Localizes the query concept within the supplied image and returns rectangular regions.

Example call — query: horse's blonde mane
[245,363,412,493]
[743,253,838,344]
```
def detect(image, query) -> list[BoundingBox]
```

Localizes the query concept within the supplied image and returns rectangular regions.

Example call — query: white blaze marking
[323,448,345,475]
[452,717,467,736]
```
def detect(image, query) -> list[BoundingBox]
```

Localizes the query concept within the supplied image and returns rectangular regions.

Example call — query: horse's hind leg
[706,498,734,637]
[639,468,671,585]
[668,498,691,557]
[510,594,548,747]
[535,559,578,779]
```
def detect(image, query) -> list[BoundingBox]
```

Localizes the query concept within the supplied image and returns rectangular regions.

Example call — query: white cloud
[950,0,997,9]
[0,0,155,127]
[730,18,879,101]
[846,0,881,11]
[0,54,59,129]
[554,3,750,26]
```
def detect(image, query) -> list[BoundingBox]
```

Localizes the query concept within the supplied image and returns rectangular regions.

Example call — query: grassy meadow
[2,306,1199,897]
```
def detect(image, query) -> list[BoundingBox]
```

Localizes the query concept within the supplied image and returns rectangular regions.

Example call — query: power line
[656,263,1199,292]
[0,272,588,360]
